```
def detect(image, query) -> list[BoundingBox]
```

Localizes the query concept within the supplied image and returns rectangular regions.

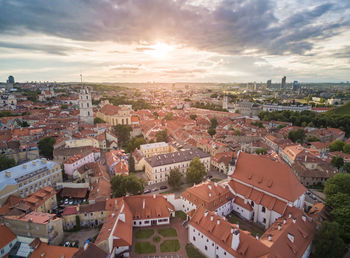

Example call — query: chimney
[231,229,240,251]
[217,219,220,225]
[256,235,259,240]
[305,155,307,162]
[283,218,287,224]
[230,227,234,234]
[208,184,212,190]
[278,223,281,231]
[143,199,145,209]
[210,215,214,221]
[5,171,11,177]
[302,215,306,222]
[204,210,208,217]
[268,234,272,241]
[84,243,88,251]
[209,192,212,198]
[288,213,292,218]
[293,217,296,224]
[153,194,156,199]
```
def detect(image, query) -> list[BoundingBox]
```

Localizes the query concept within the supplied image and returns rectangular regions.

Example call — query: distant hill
[327,101,350,115]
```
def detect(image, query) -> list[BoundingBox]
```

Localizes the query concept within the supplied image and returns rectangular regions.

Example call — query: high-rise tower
[281,76,286,89]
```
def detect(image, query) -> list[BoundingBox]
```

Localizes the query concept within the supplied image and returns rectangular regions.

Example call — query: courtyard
[130,218,188,257]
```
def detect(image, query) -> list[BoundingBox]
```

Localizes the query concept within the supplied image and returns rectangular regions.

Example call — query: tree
[343,143,350,154]
[186,157,206,184]
[288,129,306,143]
[329,140,345,152]
[331,156,344,169]
[61,104,68,109]
[75,215,81,230]
[312,221,346,258]
[0,154,16,170]
[168,168,183,189]
[307,136,320,142]
[255,148,267,155]
[343,162,350,173]
[94,117,106,124]
[114,124,132,147]
[207,127,216,137]
[38,136,56,159]
[111,174,144,197]
[190,114,197,120]
[153,112,159,119]
[156,130,168,142]
[324,173,350,198]
[164,112,174,120]
[210,118,218,128]
[125,136,146,153]
[128,153,135,172]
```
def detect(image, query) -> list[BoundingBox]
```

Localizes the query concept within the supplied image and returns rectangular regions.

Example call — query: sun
[144,42,174,58]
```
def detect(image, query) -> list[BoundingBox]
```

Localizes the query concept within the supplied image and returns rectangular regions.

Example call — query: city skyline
[0,0,350,83]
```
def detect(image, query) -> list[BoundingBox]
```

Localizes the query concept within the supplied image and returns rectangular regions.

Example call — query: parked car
[160,185,168,190]
[69,200,73,205]
[64,241,71,247]
[64,199,69,205]
[152,188,159,192]
[143,189,151,194]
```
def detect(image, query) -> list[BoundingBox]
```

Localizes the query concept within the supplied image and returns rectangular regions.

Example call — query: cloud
[0,0,349,56]
[0,41,90,55]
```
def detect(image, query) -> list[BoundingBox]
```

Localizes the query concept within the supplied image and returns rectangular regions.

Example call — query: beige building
[144,148,210,185]
[139,142,176,158]
[3,212,64,245]
[65,138,99,149]
[96,101,132,125]
[0,159,63,206]
[62,201,109,230]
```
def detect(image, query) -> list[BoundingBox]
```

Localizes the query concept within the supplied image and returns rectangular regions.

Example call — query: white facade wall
[114,245,129,256]
[215,200,234,217]
[132,217,169,227]
[232,202,253,220]
[189,225,234,258]
[0,238,17,257]
[64,152,95,175]
[302,243,312,258]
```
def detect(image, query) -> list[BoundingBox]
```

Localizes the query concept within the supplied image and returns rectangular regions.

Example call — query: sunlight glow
[144,42,174,58]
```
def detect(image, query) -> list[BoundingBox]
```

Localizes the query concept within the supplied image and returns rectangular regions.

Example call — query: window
[193,236,196,241]
[263,218,266,224]
[205,246,208,251]
[262,206,266,213]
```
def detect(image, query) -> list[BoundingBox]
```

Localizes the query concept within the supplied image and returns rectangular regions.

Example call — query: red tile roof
[231,152,306,202]
[0,225,16,249]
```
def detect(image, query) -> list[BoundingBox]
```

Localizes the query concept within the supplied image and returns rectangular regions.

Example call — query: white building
[64,152,96,176]
[79,87,94,125]
[227,152,306,229]
[263,104,312,112]
[0,93,17,110]
[189,207,315,258]
[144,148,210,185]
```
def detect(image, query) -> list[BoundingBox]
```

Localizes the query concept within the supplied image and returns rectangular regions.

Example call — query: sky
[0,0,349,83]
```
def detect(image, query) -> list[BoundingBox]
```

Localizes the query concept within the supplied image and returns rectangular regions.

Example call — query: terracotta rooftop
[0,225,16,249]
[231,152,306,202]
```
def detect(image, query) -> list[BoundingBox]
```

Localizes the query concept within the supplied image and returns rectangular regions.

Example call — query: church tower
[79,86,94,125]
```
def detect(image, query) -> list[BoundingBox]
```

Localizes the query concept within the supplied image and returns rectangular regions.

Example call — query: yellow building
[96,101,132,126]
[65,137,99,148]
[3,212,64,245]
[139,142,176,158]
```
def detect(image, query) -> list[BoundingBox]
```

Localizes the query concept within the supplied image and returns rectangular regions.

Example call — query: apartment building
[144,148,210,185]
[3,212,64,245]
[0,159,62,206]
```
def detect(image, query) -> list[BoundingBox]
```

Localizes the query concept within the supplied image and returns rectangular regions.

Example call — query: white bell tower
[78,74,94,125]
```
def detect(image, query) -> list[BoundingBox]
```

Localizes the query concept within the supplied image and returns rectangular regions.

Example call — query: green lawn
[134,242,156,254]
[227,213,264,237]
[185,243,206,258]
[135,229,154,239]
[175,210,187,221]
[160,240,180,252]
[158,228,177,237]
[210,178,222,183]
[153,236,161,243]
